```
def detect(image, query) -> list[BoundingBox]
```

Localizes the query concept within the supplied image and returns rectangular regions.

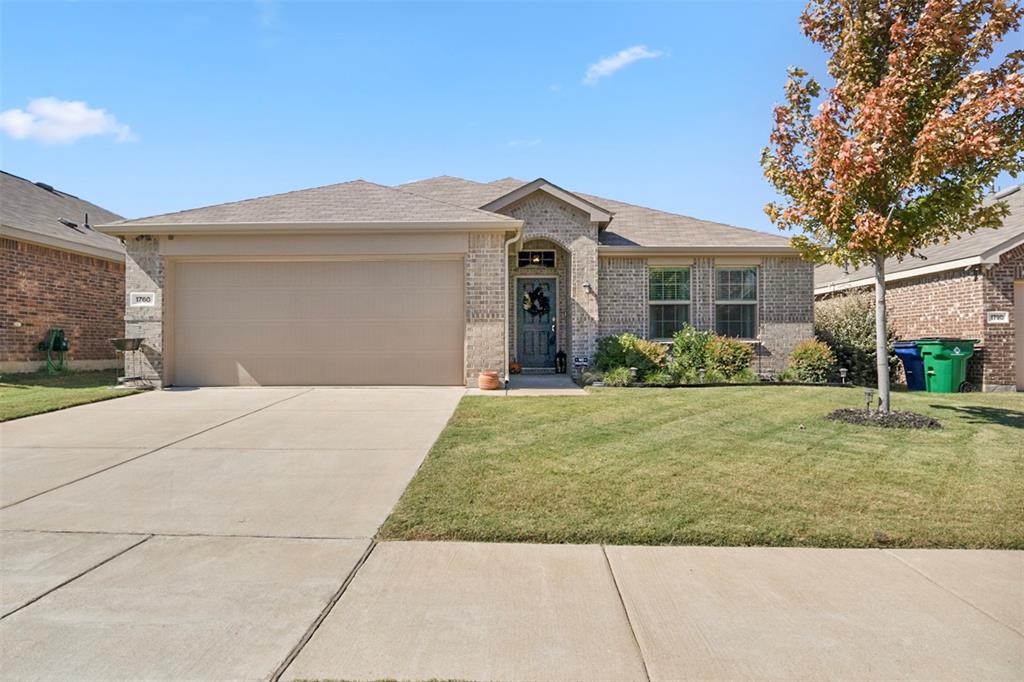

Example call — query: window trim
[517,250,556,268]
[714,266,759,340]
[648,266,691,341]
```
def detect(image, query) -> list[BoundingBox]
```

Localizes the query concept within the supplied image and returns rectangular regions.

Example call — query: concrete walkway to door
[0,386,463,681]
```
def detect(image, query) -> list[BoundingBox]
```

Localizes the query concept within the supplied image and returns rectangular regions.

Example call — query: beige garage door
[171,259,464,386]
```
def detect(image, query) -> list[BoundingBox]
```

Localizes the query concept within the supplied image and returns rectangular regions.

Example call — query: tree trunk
[873,252,891,413]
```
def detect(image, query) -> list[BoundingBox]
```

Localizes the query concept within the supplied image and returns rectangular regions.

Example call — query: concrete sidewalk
[283,541,1023,682]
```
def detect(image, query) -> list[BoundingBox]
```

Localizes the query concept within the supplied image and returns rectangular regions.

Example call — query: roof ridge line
[110,178,370,225]
[389,180,519,221]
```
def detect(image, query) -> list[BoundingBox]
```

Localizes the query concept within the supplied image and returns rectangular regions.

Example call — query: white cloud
[0,97,135,144]
[583,45,665,86]
[507,138,543,148]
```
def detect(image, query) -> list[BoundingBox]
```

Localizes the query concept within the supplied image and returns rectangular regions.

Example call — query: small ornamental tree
[762,0,1024,412]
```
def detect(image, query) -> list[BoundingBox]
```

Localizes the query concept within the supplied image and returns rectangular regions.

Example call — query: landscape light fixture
[863,388,874,413]
[839,368,848,384]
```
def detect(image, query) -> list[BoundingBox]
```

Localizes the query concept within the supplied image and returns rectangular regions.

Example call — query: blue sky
[0,2,1017,233]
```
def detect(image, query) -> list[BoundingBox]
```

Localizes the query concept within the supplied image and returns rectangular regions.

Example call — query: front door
[518,278,556,368]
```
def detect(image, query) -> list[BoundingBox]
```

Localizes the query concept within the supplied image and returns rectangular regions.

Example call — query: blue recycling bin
[894,341,926,391]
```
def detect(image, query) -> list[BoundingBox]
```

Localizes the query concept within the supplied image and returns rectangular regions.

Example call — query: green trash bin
[916,338,978,393]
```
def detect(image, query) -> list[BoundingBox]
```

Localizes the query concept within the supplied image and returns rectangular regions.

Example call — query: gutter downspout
[502,223,523,388]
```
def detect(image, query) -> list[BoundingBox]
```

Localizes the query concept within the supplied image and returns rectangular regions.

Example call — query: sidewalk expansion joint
[0,388,314,511]
[271,539,378,682]
[0,534,153,620]
[883,549,1024,639]
[601,545,652,682]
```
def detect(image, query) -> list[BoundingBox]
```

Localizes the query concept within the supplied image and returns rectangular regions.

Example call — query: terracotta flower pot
[477,371,501,390]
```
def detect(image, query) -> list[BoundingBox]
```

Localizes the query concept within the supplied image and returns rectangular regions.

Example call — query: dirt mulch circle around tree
[826,408,942,429]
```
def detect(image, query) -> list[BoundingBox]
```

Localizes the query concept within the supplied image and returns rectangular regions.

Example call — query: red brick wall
[879,269,987,386]
[818,257,1023,390]
[1,238,124,364]
[982,244,1022,388]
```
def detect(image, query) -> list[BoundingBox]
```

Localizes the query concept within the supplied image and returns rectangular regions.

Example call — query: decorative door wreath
[522,285,551,317]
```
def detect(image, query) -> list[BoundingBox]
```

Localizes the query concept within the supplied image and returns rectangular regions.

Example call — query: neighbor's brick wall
[1,238,123,368]
[981,244,1022,389]
[500,193,600,362]
[883,269,986,387]
[123,236,165,385]
[465,231,505,382]
[598,256,648,337]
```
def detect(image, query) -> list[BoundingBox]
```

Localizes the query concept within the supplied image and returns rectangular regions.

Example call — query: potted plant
[477,371,501,390]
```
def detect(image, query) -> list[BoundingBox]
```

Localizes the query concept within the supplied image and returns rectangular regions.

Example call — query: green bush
[706,336,754,377]
[788,339,836,383]
[815,293,898,386]
[603,367,634,386]
[668,326,714,378]
[669,325,754,381]
[641,370,673,385]
[594,333,666,375]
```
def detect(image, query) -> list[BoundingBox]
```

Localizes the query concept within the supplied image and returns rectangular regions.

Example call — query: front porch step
[520,367,556,375]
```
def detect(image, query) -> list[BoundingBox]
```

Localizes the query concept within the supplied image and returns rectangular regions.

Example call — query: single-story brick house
[1,171,125,373]
[96,176,814,387]
[815,184,1023,392]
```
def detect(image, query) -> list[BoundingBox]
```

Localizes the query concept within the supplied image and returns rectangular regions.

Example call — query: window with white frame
[649,267,690,339]
[715,266,758,339]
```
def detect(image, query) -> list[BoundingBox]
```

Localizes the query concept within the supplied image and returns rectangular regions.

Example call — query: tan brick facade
[597,254,815,374]
[498,193,600,364]
[464,232,506,382]
[1,238,123,372]
[598,256,648,337]
[123,236,165,385]
[816,247,1022,390]
[115,194,816,386]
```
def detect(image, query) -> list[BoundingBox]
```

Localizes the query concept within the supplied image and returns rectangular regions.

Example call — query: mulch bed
[826,408,942,429]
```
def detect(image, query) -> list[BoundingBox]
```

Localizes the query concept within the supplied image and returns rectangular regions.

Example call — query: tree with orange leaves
[763,0,1023,412]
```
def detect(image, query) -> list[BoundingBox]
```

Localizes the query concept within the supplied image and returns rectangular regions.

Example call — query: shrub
[594,333,666,375]
[706,336,754,377]
[603,366,634,386]
[668,325,714,378]
[641,370,673,385]
[669,325,754,381]
[788,339,836,383]
[815,293,898,386]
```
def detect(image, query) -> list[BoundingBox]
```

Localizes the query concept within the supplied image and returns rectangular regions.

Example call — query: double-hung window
[715,267,758,339]
[649,267,690,339]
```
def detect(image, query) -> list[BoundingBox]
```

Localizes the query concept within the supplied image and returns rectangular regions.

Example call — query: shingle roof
[0,171,124,259]
[815,185,1024,291]
[107,179,518,228]
[398,176,791,249]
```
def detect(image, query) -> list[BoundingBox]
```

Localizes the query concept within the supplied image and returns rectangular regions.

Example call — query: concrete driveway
[0,387,463,680]
[2,388,1021,681]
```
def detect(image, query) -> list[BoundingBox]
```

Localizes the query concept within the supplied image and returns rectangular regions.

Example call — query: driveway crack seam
[882,549,1024,638]
[270,539,378,682]
[0,388,314,511]
[0,534,153,620]
[601,545,652,682]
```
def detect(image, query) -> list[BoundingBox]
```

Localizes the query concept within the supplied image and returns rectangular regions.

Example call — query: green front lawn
[381,387,1024,548]
[0,369,138,421]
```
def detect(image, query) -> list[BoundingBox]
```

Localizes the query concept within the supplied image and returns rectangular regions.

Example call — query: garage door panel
[172,260,464,386]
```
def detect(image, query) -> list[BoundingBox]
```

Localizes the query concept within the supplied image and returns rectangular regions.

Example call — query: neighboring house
[1,171,125,373]
[815,184,1023,392]
[97,176,814,387]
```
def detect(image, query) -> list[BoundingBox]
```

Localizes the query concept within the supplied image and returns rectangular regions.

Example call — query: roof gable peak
[481,177,614,223]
